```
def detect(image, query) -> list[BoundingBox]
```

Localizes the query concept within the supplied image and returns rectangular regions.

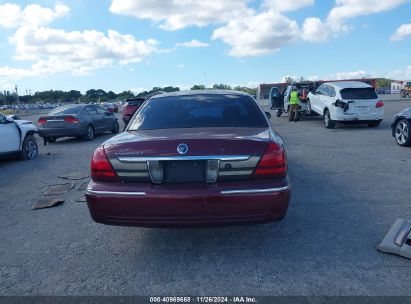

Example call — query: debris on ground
[77,196,86,203]
[58,172,89,180]
[31,198,64,210]
[77,182,89,191]
[378,218,411,259]
[43,183,75,196]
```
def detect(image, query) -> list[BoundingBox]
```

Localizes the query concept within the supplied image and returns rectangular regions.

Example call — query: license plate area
[352,106,369,114]
[46,121,65,128]
[163,160,206,183]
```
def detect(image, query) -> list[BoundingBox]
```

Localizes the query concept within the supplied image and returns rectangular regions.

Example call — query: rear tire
[84,125,95,141]
[324,109,336,129]
[19,135,38,160]
[276,110,282,117]
[394,119,411,147]
[112,121,119,134]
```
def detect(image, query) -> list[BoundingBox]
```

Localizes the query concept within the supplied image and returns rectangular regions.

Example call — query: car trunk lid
[343,99,378,114]
[104,127,271,183]
[39,115,79,128]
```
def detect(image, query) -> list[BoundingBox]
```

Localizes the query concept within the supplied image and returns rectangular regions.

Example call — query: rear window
[128,94,268,131]
[49,105,83,115]
[340,88,378,100]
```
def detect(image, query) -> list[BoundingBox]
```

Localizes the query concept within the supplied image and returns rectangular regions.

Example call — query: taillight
[91,146,118,182]
[253,142,287,179]
[38,118,47,125]
[64,116,79,123]
[376,101,384,108]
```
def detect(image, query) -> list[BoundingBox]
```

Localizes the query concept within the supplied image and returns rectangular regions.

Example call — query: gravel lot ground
[0,97,410,296]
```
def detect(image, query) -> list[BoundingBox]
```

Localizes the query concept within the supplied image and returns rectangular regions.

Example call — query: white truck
[0,113,39,160]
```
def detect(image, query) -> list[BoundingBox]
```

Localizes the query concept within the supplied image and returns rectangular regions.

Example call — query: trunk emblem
[177,143,189,155]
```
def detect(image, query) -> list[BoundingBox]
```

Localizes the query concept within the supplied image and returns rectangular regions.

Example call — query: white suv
[308,81,384,129]
[0,113,39,160]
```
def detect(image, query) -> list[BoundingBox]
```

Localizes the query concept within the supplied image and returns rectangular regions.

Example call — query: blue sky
[0,0,410,94]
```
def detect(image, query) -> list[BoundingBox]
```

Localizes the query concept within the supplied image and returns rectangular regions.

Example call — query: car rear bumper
[332,111,384,122]
[86,179,291,228]
[38,127,85,139]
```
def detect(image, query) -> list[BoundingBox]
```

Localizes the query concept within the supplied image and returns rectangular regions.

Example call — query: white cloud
[302,18,331,42]
[210,0,313,57]
[0,26,158,79]
[303,0,408,42]
[175,39,209,48]
[109,0,407,57]
[332,70,370,80]
[177,64,185,69]
[262,0,314,12]
[385,65,411,80]
[306,75,320,81]
[109,0,312,57]
[0,79,13,90]
[327,0,407,25]
[109,0,250,31]
[212,11,299,57]
[0,2,160,80]
[391,23,411,41]
[0,2,69,28]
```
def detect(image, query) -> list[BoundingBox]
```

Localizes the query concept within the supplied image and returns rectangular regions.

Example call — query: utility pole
[15,85,19,105]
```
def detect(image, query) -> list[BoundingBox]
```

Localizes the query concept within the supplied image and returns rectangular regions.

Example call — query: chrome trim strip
[218,170,253,176]
[116,172,150,177]
[47,119,65,122]
[86,190,146,197]
[118,155,251,162]
[220,184,291,195]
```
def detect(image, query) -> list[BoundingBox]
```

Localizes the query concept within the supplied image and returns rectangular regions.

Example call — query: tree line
[0,84,257,105]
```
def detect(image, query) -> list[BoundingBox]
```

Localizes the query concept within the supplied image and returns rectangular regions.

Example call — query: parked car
[122,97,146,126]
[86,90,291,228]
[102,102,118,113]
[276,83,315,117]
[391,107,411,147]
[308,81,384,129]
[377,87,391,95]
[6,114,22,121]
[0,113,38,160]
[37,104,119,144]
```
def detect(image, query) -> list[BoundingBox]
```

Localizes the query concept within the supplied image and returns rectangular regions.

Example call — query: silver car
[37,104,119,143]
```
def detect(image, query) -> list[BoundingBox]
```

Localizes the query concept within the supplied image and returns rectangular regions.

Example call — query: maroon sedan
[86,90,291,227]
